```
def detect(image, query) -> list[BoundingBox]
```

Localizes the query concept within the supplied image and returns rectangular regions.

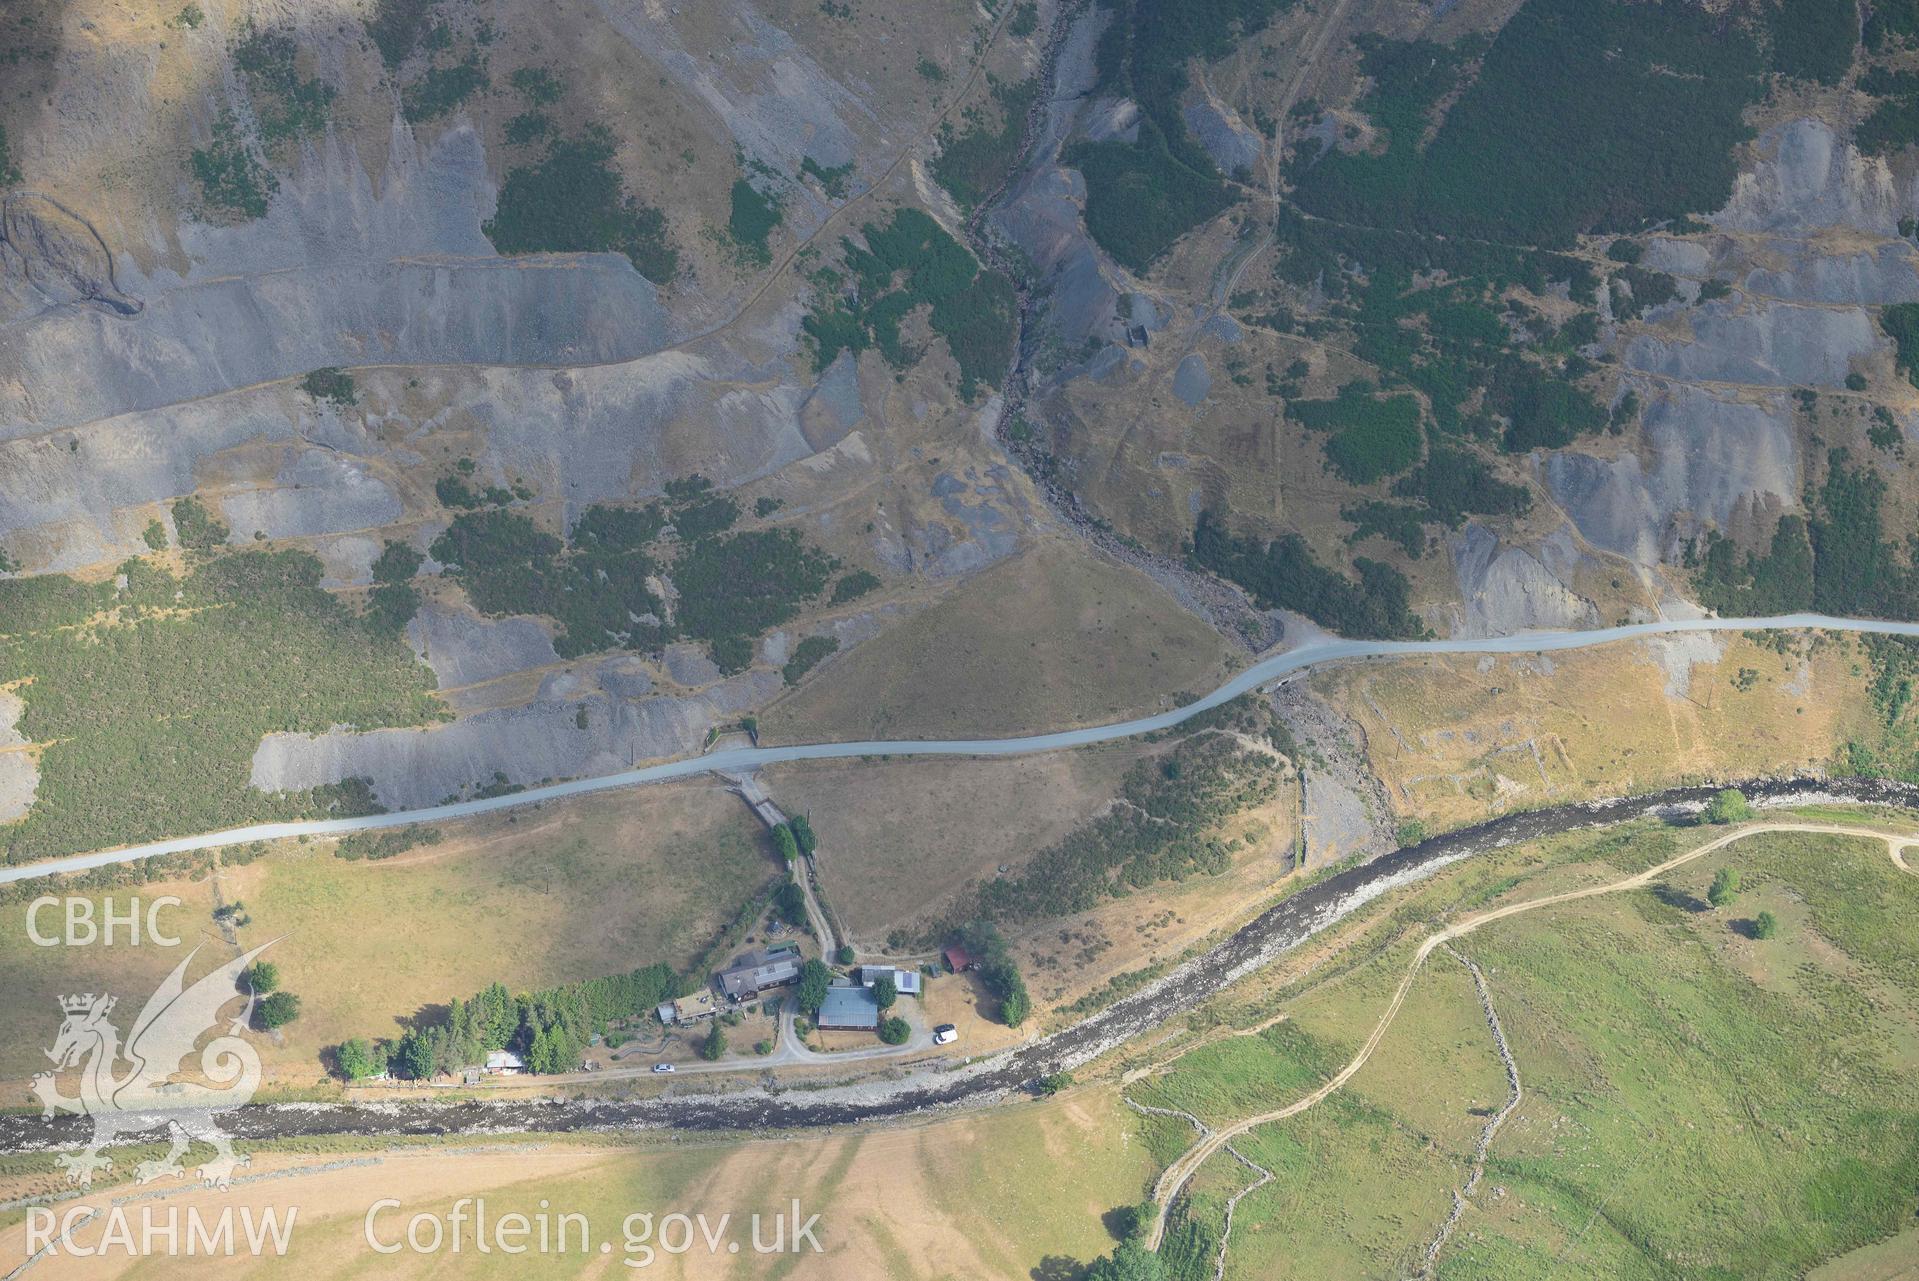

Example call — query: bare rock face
[219,449,403,543]
[0,193,140,320]
[1546,383,1799,568]
[249,669,788,811]
[591,0,872,171]
[1624,298,1878,389]
[1717,119,1916,237]
[1183,95,1263,179]
[407,604,561,691]
[1448,524,1598,638]
[989,4,1130,351]
[0,689,38,825]
[1555,118,1897,588]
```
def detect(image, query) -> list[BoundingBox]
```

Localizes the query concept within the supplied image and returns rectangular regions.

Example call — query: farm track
[1144,821,1917,1250]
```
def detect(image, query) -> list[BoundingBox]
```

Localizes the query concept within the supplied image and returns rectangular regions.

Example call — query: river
[2,773,1911,1153]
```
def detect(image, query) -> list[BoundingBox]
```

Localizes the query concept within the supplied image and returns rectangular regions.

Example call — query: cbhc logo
[26,897,184,947]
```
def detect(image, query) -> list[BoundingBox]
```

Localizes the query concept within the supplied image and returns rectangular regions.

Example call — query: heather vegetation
[941,709,1288,936]
[170,496,230,552]
[1392,446,1531,526]
[804,207,1015,399]
[334,826,442,862]
[365,539,424,638]
[364,0,438,67]
[298,367,357,406]
[1693,449,1919,622]
[431,508,660,658]
[781,634,839,685]
[1290,0,1767,247]
[1867,0,1919,51]
[1064,0,1295,268]
[0,549,442,862]
[431,481,838,670]
[1881,303,1919,388]
[401,53,487,122]
[801,156,853,198]
[829,569,881,604]
[1238,0,1794,520]
[1289,382,1423,485]
[508,66,562,105]
[727,178,783,265]
[232,20,336,147]
[931,76,1037,210]
[1341,500,1427,559]
[673,530,839,663]
[190,112,276,220]
[485,129,677,283]
[1193,510,1426,639]
[1766,0,1857,83]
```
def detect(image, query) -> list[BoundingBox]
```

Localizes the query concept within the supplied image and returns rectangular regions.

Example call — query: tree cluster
[376,964,677,1080]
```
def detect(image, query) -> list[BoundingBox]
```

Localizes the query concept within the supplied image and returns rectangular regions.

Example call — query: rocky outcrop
[0,193,140,320]
[1182,94,1262,179]
[1718,119,1917,237]
[1548,382,1799,567]
[1624,298,1878,389]
[1556,119,1886,578]
[407,604,561,691]
[0,690,38,825]
[988,4,1131,351]
[219,449,403,543]
[1447,524,1597,637]
[590,0,874,171]
[250,669,786,812]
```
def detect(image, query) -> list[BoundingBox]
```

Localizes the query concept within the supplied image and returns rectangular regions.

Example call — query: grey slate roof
[816,985,880,1030]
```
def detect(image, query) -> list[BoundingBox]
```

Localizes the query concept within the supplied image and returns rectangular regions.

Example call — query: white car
[932,1024,959,1046]
[651,1063,675,1073]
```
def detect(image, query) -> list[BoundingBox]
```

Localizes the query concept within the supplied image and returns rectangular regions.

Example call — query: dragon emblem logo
[32,941,275,1188]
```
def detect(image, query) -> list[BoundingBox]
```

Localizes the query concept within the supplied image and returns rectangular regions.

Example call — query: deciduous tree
[796,958,831,1015]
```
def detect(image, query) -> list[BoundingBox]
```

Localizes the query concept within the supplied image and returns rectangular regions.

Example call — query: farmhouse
[858,965,922,996]
[717,943,803,1001]
[484,1050,525,1075]
[816,985,881,1031]
[656,991,718,1025]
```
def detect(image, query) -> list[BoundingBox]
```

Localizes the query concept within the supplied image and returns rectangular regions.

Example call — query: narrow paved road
[9,612,1919,885]
[1145,820,1917,1248]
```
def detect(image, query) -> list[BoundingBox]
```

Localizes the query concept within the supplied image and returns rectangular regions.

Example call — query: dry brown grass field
[0,873,228,1090]
[1314,631,1872,832]
[767,742,1149,943]
[0,1087,1154,1280]
[0,781,778,1092]
[222,780,776,1083]
[762,540,1235,742]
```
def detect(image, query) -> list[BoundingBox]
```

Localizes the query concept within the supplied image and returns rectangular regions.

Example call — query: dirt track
[1145,820,1919,1249]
